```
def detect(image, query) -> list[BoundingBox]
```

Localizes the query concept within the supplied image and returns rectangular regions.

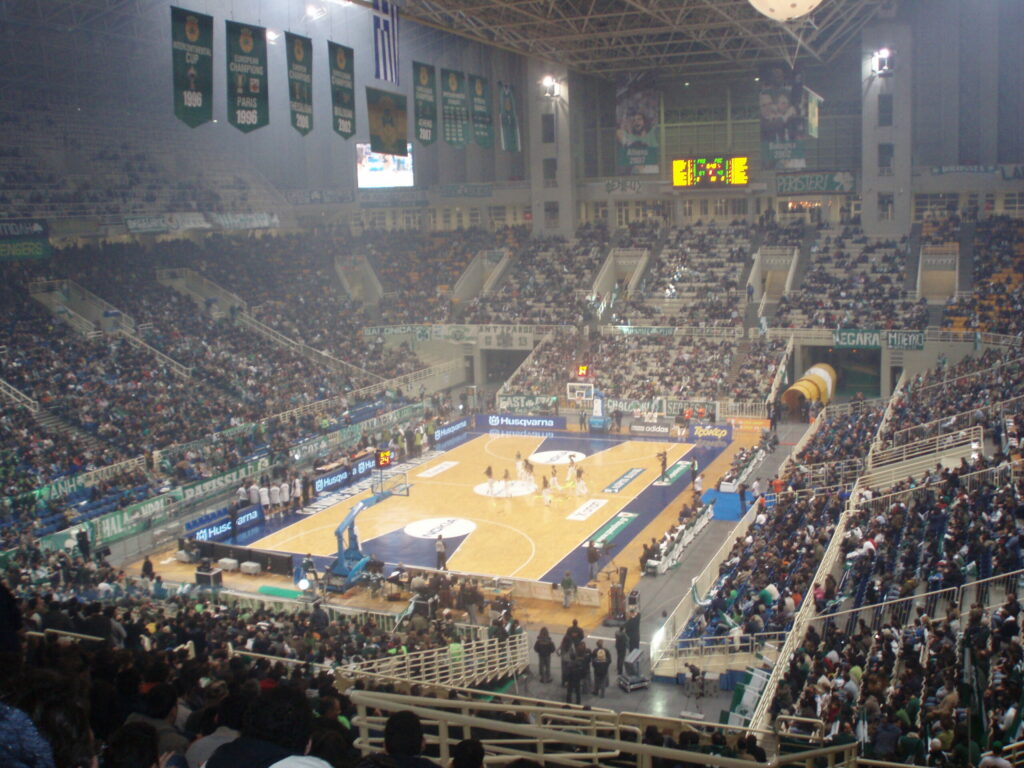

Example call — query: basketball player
[575,466,588,497]
[515,451,525,481]
[541,474,552,506]
[484,465,495,496]
[502,468,512,496]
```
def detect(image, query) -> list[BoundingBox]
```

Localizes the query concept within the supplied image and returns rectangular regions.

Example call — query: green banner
[775,171,855,196]
[832,329,881,349]
[93,491,184,547]
[329,42,355,139]
[653,460,692,487]
[887,330,925,351]
[181,457,271,504]
[171,7,214,128]
[366,87,408,155]
[412,62,437,145]
[469,75,494,148]
[0,220,51,261]
[589,511,637,548]
[225,20,269,133]
[498,81,521,152]
[441,68,469,147]
[285,32,313,135]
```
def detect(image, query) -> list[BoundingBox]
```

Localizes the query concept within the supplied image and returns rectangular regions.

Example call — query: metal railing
[661,631,789,664]
[868,424,982,470]
[887,392,1024,448]
[118,329,192,379]
[348,688,859,768]
[0,377,38,410]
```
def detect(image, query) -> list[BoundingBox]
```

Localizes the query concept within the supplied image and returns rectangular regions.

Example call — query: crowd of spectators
[879,349,1024,447]
[774,227,927,330]
[463,226,606,325]
[730,339,787,402]
[943,216,1024,336]
[794,402,885,466]
[642,222,753,327]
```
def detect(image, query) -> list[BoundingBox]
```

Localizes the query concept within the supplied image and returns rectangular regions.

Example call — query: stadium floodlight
[306,5,327,21]
[541,75,559,98]
[266,29,280,44]
[298,578,311,591]
[748,0,824,22]
[872,47,896,75]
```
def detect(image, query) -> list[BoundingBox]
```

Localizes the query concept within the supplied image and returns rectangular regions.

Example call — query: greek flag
[372,0,400,85]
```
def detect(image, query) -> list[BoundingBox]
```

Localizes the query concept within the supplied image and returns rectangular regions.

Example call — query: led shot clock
[374,448,393,469]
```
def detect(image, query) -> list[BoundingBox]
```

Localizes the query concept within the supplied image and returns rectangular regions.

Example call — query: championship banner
[615,71,660,175]
[758,64,807,170]
[498,81,521,152]
[469,75,494,148]
[225,21,269,132]
[170,7,213,128]
[806,87,822,139]
[441,68,469,147]
[412,62,437,145]
[329,42,356,139]
[285,32,313,135]
[365,87,408,156]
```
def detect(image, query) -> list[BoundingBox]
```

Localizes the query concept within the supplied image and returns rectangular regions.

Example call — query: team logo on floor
[528,450,585,465]
[404,518,477,539]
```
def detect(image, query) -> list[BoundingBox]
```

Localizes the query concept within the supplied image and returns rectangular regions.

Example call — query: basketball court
[251,424,738,588]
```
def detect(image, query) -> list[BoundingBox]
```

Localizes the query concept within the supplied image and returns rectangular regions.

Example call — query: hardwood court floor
[255,432,706,582]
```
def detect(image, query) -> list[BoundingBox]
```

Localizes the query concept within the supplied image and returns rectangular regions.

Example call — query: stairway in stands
[32,407,109,455]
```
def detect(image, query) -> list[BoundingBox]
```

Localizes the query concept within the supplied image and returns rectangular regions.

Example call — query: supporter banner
[92,492,184,547]
[687,423,733,443]
[615,71,660,175]
[412,61,437,145]
[124,212,211,234]
[225,21,269,132]
[181,457,270,503]
[469,75,494,148]
[665,399,719,421]
[438,184,493,198]
[0,218,51,260]
[475,414,567,431]
[283,189,354,205]
[441,68,469,148]
[362,324,544,346]
[605,398,662,414]
[170,6,214,128]
[775,171,855,196]
[209,212,280,230]
[759,64,807,170]
[496,394,555,412]
[365,87,408,155]
[886,330,925,351]
[832,329,881,349]
[611,325,675,336]
[329,42,356,139]
[497,81,521,153]
[285,32,313,135]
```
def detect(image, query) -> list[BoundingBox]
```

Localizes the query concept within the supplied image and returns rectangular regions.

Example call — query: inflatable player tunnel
[782,363,837,412]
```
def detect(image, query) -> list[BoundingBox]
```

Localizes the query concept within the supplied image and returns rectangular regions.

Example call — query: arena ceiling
[0,0,894,92]
[399,0,895,77]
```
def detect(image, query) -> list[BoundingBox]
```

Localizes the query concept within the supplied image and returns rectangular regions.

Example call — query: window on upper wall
[541,113,556,143]
[543,157,557,181]
[878,193,894,221]
[878,93,894,127]
[878,143,894,175]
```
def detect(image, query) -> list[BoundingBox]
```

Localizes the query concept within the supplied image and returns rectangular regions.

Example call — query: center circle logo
[528,450,586,465]
[404,518,477,539]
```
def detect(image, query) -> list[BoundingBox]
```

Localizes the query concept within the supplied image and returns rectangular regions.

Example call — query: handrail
[118,330,192,379]
[25,628,105,643]
[868,424,982,470]
[900,353,1023,399]
[0,377,39,410]
[67,278,137,332]
[886,392,1024,448]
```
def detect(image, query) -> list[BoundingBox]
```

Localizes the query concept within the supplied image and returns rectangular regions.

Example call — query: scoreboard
[671,156,749,188]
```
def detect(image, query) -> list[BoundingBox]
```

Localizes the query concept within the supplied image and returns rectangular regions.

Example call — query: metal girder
[401,0,891,77]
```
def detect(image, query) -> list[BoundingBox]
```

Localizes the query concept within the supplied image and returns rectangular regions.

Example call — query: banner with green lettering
[170,7,213,128]
[225,20,269,132]
[441,68,469,147]
[285,32,313,135]
[366,87,408,155]
[498,81,521,152]
[412,61,437,145]
[329,42,355,139]
[0,219,51,261]
[469,75,494,148]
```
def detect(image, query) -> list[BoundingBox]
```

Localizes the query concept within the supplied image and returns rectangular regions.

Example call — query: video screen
[356,142,414,188]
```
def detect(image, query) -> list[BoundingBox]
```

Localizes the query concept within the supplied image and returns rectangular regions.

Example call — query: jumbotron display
[671,156,750,187]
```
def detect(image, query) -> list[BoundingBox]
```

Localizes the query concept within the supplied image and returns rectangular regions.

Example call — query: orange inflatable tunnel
[782,363,837,412]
